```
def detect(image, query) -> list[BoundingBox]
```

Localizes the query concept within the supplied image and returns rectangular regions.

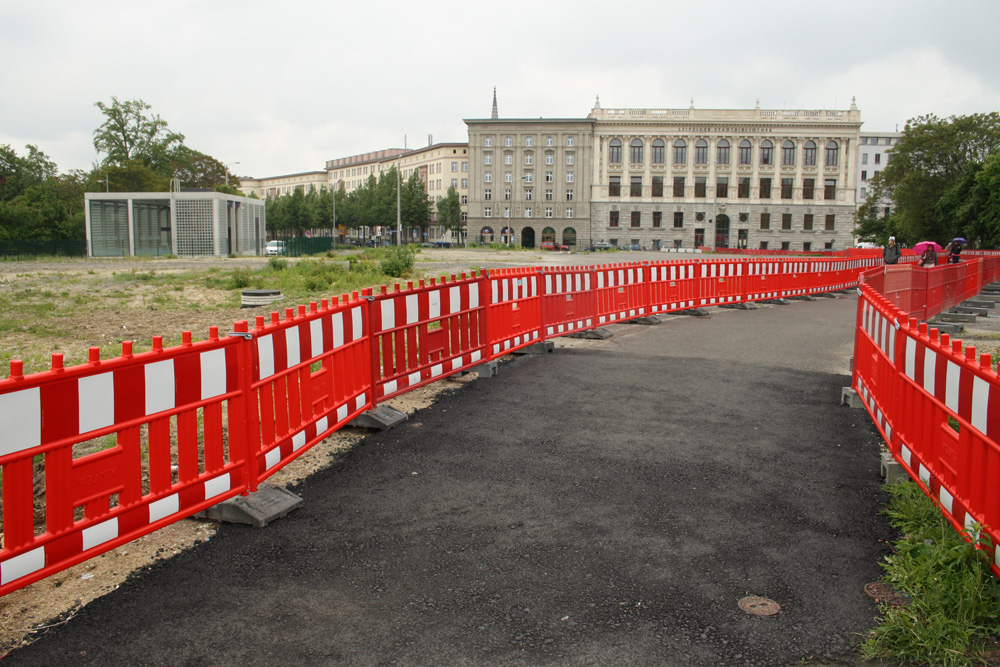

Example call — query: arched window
[782,140,795,165]
[545,136,554,147]
[673,139,687,164]
[651,139,665,164]
[480,226,495,244]
[803,140,817,166]
[695,139,708,164]
[563,227,577,247]
[542,226,557,243]
[716,139,730,164]
[630,138,644,164]
[738,140,752,165]
[760,140,773,165]
[825,141,839,166]
[608,138,622,163]
[504,136,513,147]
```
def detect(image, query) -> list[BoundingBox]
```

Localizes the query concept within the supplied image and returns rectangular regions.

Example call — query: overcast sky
[2,0,998,180]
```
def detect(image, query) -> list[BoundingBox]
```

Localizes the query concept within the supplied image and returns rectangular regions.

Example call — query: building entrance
[521,227,535,249]
[715,214,730,248]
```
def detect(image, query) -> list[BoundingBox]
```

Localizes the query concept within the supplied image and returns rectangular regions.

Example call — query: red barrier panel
[0,329,251,595]
[853,286,1000,575]
[745,259,784,301]
[248,295,372,485]
[486,268,543,356]
[647,260,701,313]
[594,263,650,324]
[368,275,488,401]
[694,259,746,306]
[539,266,596,338]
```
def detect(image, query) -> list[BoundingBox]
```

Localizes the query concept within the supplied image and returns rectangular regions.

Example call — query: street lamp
[97,176,109,193]
[225,162,240,187]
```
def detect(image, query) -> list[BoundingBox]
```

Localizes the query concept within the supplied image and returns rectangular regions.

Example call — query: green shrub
[229,266,253,289]
[379,244,415,278]
[267,257,288,271]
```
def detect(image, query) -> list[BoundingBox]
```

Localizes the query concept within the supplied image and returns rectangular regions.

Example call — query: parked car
[592,241,613,251]
[540,241,569,251]
[264,240,286,256]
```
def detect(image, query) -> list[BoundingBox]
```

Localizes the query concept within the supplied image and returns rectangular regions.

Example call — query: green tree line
[855,112,1000,247]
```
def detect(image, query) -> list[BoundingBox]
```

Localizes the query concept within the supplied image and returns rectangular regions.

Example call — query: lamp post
[225,162,240,187]
[97,176,109,193]
[331,178,341,250]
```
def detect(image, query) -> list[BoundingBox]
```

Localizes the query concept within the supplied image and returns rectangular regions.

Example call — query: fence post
[229,319,259,495]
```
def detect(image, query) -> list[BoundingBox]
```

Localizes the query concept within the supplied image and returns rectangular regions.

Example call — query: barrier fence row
[0,251,955,596]
[853,255,1000,576]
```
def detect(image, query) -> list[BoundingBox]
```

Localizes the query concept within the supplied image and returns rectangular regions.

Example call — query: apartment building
[465,97,863,251]
[857,131,900,218]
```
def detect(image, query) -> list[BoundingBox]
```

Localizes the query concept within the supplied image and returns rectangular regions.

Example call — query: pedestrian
[920,245,937,268]
[882,237,901,265]
[948,240,962,264]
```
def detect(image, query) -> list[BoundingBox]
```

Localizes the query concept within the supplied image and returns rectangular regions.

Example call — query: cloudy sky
[2,0,998,180]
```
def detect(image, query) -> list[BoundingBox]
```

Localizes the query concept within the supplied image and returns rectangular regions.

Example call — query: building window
[631,211,641,227]
[545,152,554,165]
[609,138,622,163]
[860,187,867,199]
[504,153,513,165]
[567,137,575,147]
[825,141,839,166]
[824,241,833,250]
[565,207,574,218]
[673,176,685,197]
[484,153,493,165]
[781,242,790,250]
[462,178,468,188]
[803,178,814,200]
[875,153,881,165]
[504,189,511,200]
[525,188,533,200]
[782,140,795,165]
[524,172,533,183]
[652,176,663,197]
[781,178,793,199]
[652,139,665,164]
[695,139,708,164]
[504,171,512,183]
[484,171,492,183]
[543,136,552,147]
[566,153,574,165]
[803,213,813,230]
[781,213,792,230]
[862,153,869,165]
[484,206,492,217]
[504,136,513,147]
[630,138,644,163]
[759,241,768,249]
[673,139,687,164]
[825,214,835,231]
[803,140,817,166]
[760,213,770,230]
[565,189,573,201]
[545,207,553,218]
[485,137,493,147]
[609,211,619,227]
[630,176,642,197]
[609,176,621,196]
[717,139,730,164]
[566,172,574,183]
[545,189,553,201]
[738,177,750,198]
[824,179,836,200]
[739,140,752,165]
[503,207,510,218]
[524,206,532,218]
[462,161,468,172]
[760,140,774,165]
[694,177,706,197]
[484,188,492,200]
[673,212,684,228]
[525,137,533,147]
[451,161,458,172]
[861,170,867,182]
[717,177,728,198]
[759,178,772,199]
[525,153,533,165]
[653,211,662,228]
[545,171,554,182]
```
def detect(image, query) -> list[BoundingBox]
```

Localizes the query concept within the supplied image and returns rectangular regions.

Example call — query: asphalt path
[5,293,893,667]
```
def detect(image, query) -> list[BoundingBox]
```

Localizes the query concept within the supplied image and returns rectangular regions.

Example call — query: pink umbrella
[912,241,943,255]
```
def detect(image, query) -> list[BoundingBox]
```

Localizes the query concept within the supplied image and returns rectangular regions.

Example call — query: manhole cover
[864,582,911,607]
[738,595,780,616]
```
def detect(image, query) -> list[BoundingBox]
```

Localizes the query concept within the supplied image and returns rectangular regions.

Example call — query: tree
[436,185,462,242]
[93,97,185,175]
[169,147,236,189]
[878,112,1000,243]
[1,144,58,202]
[92,161,169,193]
[400,170,432,242]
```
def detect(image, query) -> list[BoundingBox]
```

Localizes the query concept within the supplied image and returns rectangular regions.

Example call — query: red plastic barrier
[0,329,250,595]
[744,259,784,301]
[486,268,543,356]
[594,263,650,324]
[694,259,747,306]
[248,296,372,485]
[539,266,597,338]
[647,260,701,313]
[367,275,488,401]
[853,285,1000,576]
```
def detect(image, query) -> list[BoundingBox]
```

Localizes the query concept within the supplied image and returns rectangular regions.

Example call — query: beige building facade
[465,98,863,251]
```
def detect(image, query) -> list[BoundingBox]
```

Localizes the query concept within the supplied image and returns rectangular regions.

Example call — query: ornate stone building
[465,96,863,251]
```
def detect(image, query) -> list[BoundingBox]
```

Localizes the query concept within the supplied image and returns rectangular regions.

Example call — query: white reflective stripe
[204,473,231,499]
[293,430,307,451]
[905,337,916,380]
[939,486,954,514]
[337,404,348,422]
[918,464,930,486]
[471,350,482,362]
[1,547,45,585]
[545,274,552,292]
[450,286,462,313]
[923,350,936,394]
[315,416,328,435]
[972,376,990,434]
[149,494,180,523]
[265,447,281,469]
[406,294,419,324]
[356,392,366,410]
[493,281,500,303]
[945,362,960,414]
[452,358,462,370]
[79,371,115,432]
[82,517,119,551]
[200,349,227,400]
[384,380,398,395]
[145,359,175,415]
[431,364,443,377]
[531,277,538,296]
[409,372,421,386]
[310,319,324,359]
[352,307,363,340]
[556,274,564,292]
[286,326,301,368]
[469,284,479,308]
[381,299,395,331]
[901,444,911,465]
[333,312,344,348]
[429,290,441,319]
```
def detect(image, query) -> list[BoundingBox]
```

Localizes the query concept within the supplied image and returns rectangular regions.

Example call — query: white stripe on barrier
[293,430,307,451]
[450,286,462,314]
[265,447,281,469]
[406,294,419,325]
[1,547,44,586]
[972,376,989,434]
[82,517,118,551]
[381,299,395,331]
[905,337,916,380]
[145,359,175,415]
[429,290,441,319]
[384,380,397,395]
[333,313,344,348]
[310,319,324,359]
[352,307,363,340]
[945,361,960,414]
[149,493,180,523]
[316,416,328,435]
[286,326,301,369]
[432,364,443,377]
[923,350,936,394]
[940,486,954,514]
[409,372,421,386]
[205,473,231,499]
[337,404,348,422]
[258,334,275,379]
[79,371,115,433]
[200,349,228,400]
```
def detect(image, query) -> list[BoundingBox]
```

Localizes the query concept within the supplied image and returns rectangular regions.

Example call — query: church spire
[491,87,499,120]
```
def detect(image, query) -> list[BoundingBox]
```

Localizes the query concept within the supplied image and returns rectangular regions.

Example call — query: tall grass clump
[861,480,1000,666]
[379,244,416,278]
